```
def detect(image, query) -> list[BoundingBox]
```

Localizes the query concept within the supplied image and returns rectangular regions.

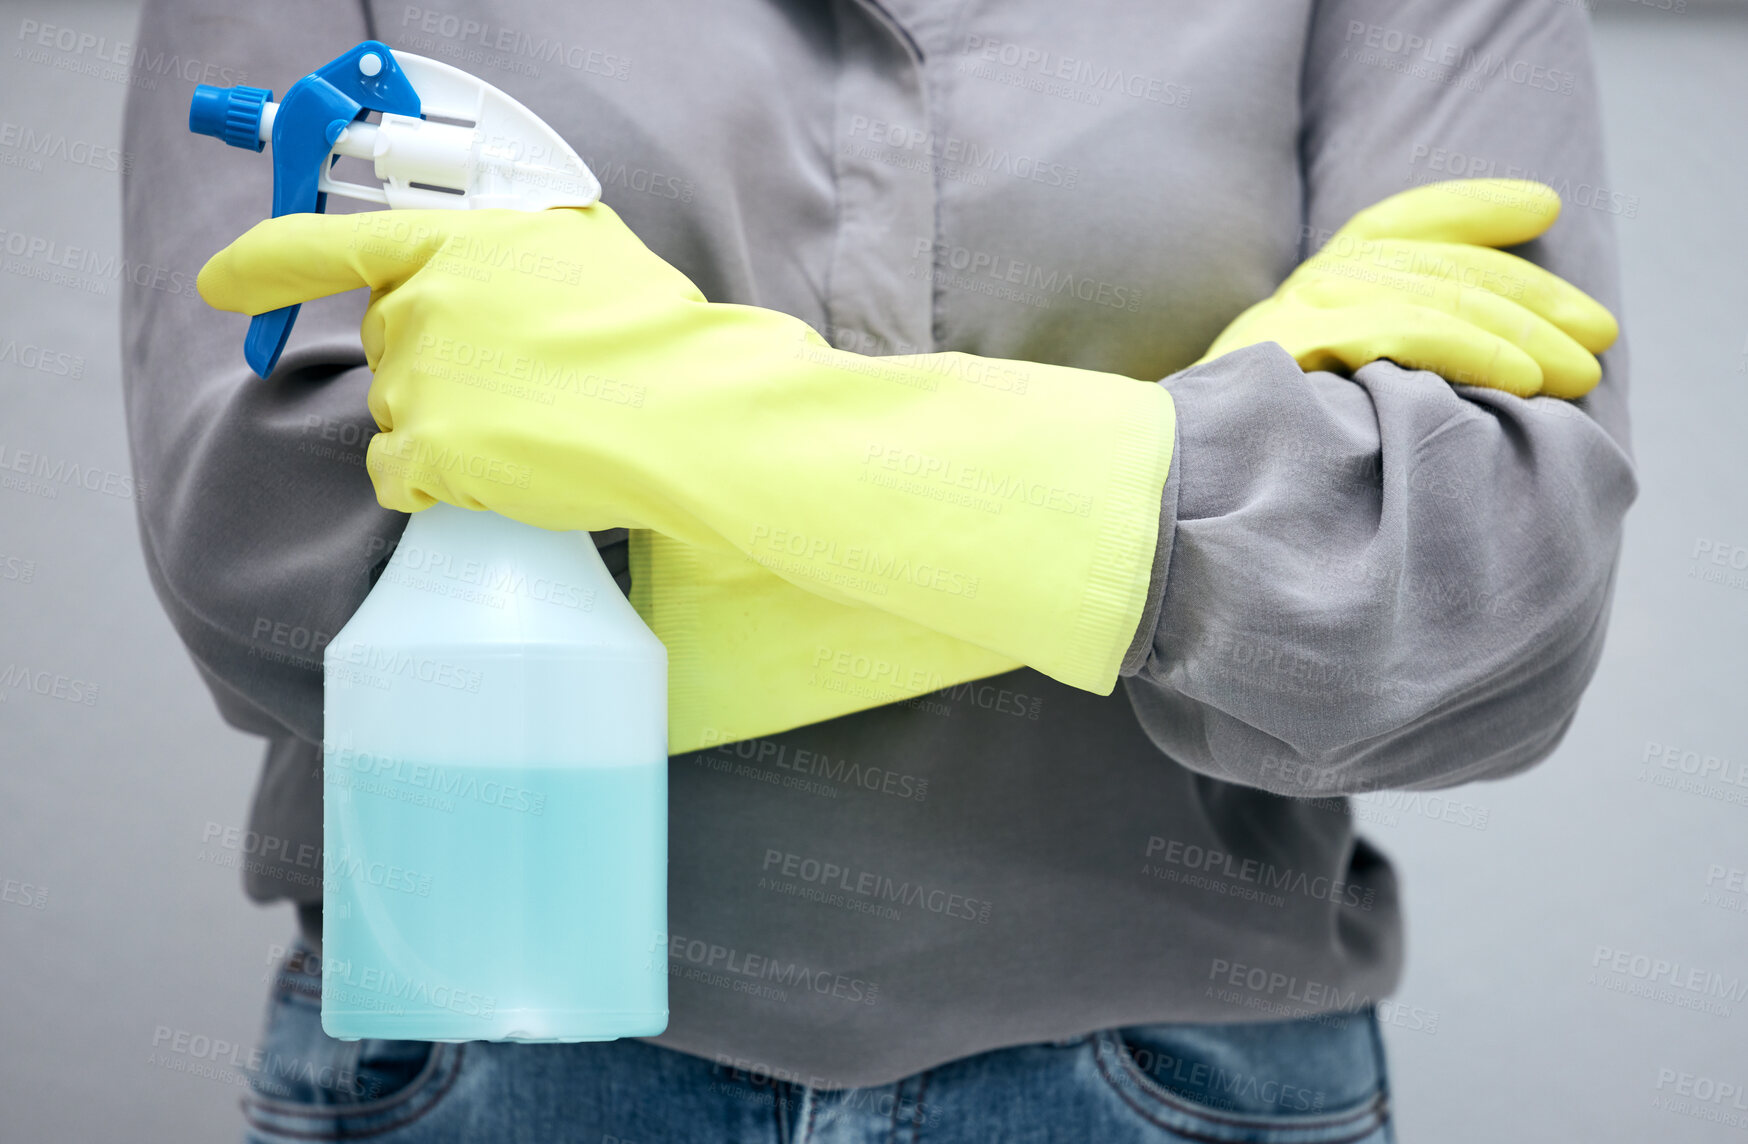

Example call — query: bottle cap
[189,83,274,152]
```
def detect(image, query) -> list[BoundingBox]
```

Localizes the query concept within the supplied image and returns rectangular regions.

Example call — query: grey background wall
[1,2,1743,1141]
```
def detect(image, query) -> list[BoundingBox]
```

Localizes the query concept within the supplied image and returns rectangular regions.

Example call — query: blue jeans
[242,939,1395,1143]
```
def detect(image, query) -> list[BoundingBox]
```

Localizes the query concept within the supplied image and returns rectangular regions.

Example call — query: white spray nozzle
[253,49,602,211]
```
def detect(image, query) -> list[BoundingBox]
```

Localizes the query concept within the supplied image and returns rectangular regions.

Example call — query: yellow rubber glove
[1200,179,1619,398]
[629,532,1022,750]
[198,205,1174,750]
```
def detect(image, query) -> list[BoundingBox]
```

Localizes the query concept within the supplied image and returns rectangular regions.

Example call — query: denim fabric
[242,940,1394,1143]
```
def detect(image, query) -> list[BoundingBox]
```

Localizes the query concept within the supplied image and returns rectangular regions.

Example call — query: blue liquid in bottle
[321,506,668,1042]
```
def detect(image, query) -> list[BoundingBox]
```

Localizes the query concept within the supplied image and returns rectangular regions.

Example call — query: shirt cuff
[1120,394,1181,677]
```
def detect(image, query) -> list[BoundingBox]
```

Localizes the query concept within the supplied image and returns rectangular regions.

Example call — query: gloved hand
[198,204,1175,748]
[1199,179,1619,398]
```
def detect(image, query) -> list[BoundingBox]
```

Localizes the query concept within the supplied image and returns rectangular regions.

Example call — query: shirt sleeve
[122,0,398,747]
[124,2,640,748]
[1116,0,1639,798]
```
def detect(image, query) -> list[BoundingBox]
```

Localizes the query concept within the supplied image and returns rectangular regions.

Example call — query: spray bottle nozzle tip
[189,83,274,152]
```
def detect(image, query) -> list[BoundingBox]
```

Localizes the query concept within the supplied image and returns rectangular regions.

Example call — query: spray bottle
[189,41,668,1042]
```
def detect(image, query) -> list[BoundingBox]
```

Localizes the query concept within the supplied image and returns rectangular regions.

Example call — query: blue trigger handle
[244,307,301,377]
[189,41,424,378]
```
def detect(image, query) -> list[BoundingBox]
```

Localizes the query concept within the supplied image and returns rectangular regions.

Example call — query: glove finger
[1312,238,1619,355]
[365,429,443,514]
[360,288,400,428]
[1338,179,1561,247]
[1296,303,1546,398]
[197,210,462,315]
[1302,273,1602,398]
[364,368,393,434]
[1409,242,1619,354]
[1443,280,1601,399]
[360,287,390,376]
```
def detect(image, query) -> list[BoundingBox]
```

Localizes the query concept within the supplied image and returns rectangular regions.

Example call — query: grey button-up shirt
[123,0,1636,1088]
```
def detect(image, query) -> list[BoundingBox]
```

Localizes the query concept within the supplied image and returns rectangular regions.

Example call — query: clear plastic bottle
[320,504,668,1042]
